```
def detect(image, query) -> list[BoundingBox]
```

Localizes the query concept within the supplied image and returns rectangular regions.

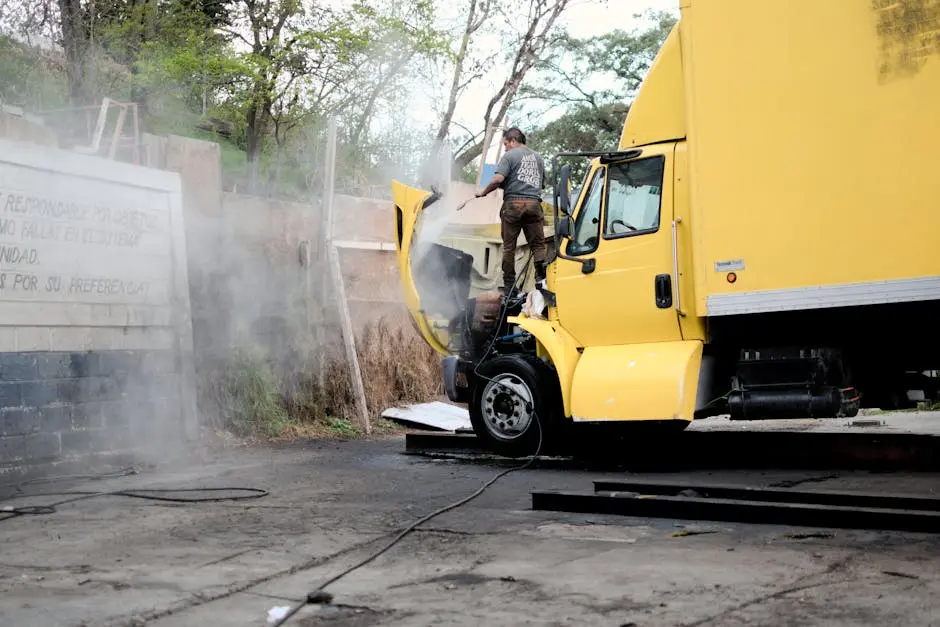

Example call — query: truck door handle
[655,274,673,309]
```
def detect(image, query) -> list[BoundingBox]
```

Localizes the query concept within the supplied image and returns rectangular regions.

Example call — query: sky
[562,0,679,38]
[449,0,681,164]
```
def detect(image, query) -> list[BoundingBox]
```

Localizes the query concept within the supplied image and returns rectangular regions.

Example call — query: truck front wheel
[469,355,559,458]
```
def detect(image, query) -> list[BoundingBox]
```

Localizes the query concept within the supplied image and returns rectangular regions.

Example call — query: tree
[530,102,628,155]
[0,0,447,197]
[525,10,677,180]
[56,0,90,104]
[528,102,627,183]
[428,0,575,174]
[435,0,492,144]
[216,0,445,194]
[451,0,575,170]
[525,10,677,119]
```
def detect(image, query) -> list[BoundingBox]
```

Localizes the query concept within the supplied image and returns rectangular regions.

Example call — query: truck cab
[392,1,940,457]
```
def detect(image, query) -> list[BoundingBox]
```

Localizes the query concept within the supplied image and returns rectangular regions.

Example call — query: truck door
[553,143,682,347]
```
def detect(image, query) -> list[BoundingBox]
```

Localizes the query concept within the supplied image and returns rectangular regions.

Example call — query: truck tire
[469,355,559,458]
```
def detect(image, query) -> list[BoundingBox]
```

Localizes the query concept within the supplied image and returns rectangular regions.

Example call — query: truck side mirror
[556,215,574,240]
[554,164,572,215]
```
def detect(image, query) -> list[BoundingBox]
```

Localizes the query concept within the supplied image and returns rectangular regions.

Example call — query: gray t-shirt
[495,146,545,200]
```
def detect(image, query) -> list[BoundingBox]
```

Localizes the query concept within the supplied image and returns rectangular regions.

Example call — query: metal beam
[592,479,940,512]
[531,488,940,533]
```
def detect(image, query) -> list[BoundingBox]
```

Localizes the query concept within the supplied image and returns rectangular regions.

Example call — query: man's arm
[478,151,513,198]
[476,173,505,198]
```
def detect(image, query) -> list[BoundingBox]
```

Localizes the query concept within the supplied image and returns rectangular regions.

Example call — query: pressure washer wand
[455,196,475,212]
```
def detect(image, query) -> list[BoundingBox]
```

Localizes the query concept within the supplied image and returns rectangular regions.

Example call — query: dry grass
[357,319,444,413]
[200,317,443,440]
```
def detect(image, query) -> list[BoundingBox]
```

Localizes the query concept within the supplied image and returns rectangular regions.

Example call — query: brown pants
[500,198,547,289]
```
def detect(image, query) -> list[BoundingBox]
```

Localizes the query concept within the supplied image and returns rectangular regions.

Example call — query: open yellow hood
[392,179,557,356]
[392,179,466,356]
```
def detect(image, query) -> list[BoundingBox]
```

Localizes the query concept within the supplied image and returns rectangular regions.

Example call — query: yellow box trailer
[392,0,940,456]
[676,0,940,315]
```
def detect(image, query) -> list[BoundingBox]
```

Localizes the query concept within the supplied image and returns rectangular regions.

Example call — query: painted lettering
[21,220,62,241]
[0,218,15,236]
[81,227,141,248]
[0,245,40,265]
[44,276,61,293]
[12,273,38,291]
[4,194,25,214]
[68,277,149,297]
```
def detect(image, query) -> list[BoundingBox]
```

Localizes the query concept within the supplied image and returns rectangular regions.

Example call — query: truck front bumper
[442,356,472,404]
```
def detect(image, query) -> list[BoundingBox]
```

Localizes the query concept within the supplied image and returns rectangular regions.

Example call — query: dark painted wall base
[0,350,181,472]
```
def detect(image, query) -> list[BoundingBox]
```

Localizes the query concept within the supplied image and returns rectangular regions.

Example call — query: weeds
[200,317,443,440]
[208,349,293,438]
[326,418,360,438]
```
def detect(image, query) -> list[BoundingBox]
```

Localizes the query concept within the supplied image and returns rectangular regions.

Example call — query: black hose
[1,487,270,522]
[271,260,544,626]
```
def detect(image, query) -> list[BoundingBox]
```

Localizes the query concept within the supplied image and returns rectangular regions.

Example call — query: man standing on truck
[475,127,548,297]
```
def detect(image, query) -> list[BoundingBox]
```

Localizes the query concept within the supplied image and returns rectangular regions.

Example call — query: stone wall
[0,137,195,475]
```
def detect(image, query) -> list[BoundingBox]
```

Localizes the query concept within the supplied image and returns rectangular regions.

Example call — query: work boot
[534,261,547,288]
[534,261,546,282]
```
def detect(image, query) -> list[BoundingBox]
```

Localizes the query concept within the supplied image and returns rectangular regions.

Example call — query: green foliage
[215,350,293,438]
[0,35,70,108]
[326,418,361,438]
[0,0,446,197]
[530,102,629,180]
[525,9,677,180]
[0,0,673,200]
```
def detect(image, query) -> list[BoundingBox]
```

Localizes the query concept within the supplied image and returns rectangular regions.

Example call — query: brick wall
[0,350,179,469]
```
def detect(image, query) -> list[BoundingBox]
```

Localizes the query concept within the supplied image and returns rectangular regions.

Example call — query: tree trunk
[245,104,263,194]
[350,52,416,147]
[454,140,483,170]
[58,0,88,105]
[453,0,573,169]
[436,0,483,143]
[129,0,158,118]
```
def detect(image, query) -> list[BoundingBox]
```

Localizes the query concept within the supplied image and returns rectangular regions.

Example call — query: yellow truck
[392,0,940,456]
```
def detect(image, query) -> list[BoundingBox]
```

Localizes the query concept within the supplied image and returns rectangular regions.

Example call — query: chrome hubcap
[480,374,534,441]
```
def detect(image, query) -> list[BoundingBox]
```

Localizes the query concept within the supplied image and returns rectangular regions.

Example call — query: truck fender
[508,316,581,417]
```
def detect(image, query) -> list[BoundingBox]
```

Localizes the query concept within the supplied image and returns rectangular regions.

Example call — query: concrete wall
[220,192,319,355]
[0,137,195,475]
[154,135,409,373]
[0,105,58,148]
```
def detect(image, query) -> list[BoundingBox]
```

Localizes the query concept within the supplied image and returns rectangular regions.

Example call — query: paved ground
[2,435,940,627]
[690,411,940,435]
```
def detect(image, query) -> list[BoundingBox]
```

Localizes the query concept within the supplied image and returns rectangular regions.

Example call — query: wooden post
[315,119,338,389]
[108,103,127,160]
[493,115,509,164]
[322,118,337,250]
[329,244,371,434]
[476,122,495,187]
[318,118,370,433]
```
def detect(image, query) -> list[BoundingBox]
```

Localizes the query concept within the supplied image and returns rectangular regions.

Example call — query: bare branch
[218,27,254,48]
